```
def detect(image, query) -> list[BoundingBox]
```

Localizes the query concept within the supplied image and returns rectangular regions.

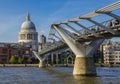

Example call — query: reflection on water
[0,67,120,84]
[73,76,97,84]
[97,67,120,77]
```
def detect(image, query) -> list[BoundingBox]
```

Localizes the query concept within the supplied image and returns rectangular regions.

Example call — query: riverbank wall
[0,64,74,67]
[95,63,120,67]
[0,63,120,67]
[0,64,39,67]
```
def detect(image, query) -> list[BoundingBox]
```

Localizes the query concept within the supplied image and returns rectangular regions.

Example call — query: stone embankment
[0,63,119,67]
[0,64,38,67]
[0,64,74,67]
[95,63,120,67]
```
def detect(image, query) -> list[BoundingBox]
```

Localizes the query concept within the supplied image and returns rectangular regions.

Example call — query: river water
[0,67,120,84]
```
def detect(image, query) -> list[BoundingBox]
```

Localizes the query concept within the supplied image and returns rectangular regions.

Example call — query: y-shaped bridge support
[32,51,46,68]
[52,25,104,76]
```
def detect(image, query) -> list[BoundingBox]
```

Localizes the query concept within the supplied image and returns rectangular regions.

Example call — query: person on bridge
[114,19,120,25]
[107,21,113,27]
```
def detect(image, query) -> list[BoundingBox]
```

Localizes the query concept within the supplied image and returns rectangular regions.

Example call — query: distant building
[0,43,32,64]
[40,35,46,44]
[38,35,46,52]
[0,12,40,64]
[18,12,38,51]
[0,43,9,63]
[103,40,120,65]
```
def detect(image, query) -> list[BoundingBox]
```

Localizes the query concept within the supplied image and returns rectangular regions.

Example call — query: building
[103,40,120,65]
[0,43,9,63]
[18,12,38,51]
[0,43,39,64]
[0,12,40,64]
[0,43,33,64]
[40,35,46,44]
[38,35,46,52]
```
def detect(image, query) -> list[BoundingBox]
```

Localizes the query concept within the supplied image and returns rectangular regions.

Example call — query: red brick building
[0,43,33,64]
[0,44,9,63]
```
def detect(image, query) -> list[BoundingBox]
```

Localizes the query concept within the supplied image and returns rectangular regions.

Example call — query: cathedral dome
[21,12,36,31]
[18,12,38,51]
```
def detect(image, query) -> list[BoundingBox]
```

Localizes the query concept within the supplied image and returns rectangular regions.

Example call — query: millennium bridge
[33,1,120,76]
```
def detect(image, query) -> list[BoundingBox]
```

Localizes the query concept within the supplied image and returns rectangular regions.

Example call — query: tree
[56,58,59,64]
[98,58,102,63]
[18,57,24,64]
[64,58,67,64]
[9,56,16,64]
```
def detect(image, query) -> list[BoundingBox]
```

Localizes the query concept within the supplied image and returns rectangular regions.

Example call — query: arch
[67,55,74,64]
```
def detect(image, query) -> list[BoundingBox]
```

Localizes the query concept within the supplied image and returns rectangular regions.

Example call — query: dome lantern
[26,12,30,21]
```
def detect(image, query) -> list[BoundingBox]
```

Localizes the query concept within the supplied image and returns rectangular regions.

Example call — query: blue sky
[0,0,119,42]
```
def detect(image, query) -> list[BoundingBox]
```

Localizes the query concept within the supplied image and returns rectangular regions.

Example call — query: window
[2,48,7,54]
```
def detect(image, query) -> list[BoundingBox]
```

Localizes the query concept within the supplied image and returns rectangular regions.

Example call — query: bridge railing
[83,18,120,35]
[39,41,66,55]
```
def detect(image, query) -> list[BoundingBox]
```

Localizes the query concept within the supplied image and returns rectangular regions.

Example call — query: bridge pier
[39,61,46,68]
[51,53,54,65]
[73,57,96,76]
[32,51,47,68]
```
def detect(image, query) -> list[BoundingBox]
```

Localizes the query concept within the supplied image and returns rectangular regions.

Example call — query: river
[0,67,120,84]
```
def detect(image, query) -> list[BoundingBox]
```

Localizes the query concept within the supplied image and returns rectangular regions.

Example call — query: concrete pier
[73,57,96,76]
[38,61,46,68]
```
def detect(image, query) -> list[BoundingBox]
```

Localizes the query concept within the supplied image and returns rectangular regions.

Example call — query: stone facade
[103,40,120,65]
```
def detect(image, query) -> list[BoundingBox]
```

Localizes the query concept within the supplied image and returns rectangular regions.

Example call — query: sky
[0,0,119,42]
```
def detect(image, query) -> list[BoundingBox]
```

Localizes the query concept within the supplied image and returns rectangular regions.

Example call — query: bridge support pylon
[53,25,104,76]
[39,61,46,68]
[73,56,96,76]
[32,51,46,68]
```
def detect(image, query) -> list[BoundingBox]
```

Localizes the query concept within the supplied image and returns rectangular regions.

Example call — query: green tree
[9,56,16,64]
[56,58,59,64]
[98,58,102,63]
[18,57,24,64]
[64,58,67,64]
